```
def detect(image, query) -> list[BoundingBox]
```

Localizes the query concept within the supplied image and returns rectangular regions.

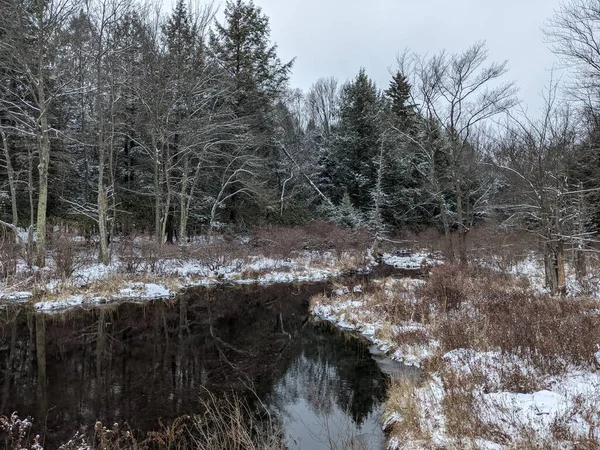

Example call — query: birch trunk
[179,153,189,243]
[35,82,51,268]
[0,131,18,236]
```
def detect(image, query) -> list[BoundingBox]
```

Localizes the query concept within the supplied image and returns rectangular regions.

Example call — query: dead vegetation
[379,264,600,448]
[0,221,374,302]
[310,255,600,448]
[1,391,284,450]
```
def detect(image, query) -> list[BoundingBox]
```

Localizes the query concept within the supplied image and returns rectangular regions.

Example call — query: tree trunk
[153,136,161,243]
[36,88,51,268]
[439,196,454,262]
[97,88,109,264]
[97,97,109,264]
[98,183,109,264]
[575,245,586,279]
[0,131,18,235]
[556,239,566,296]
[544,244,558,294]
[575,183,587,279]
[161,159,172,246]
[179,153,189,243]
[456,181,468,266]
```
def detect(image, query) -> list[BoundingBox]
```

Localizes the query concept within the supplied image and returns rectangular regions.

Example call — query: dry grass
[1,392,285,450]
[237,265,292,280]
[408,264,600,373]
[52,236,90,280]
[251,221,371,261]
[370,262,600,449]
[384,380,424,442]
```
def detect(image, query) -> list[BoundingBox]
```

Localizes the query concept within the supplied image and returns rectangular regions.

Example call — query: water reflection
[268,321,388,449]
[0,280,411,449]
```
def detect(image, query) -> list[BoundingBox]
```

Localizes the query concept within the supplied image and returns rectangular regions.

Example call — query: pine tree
[321,68,382,211]
[385,71,416,130]
[209,0,293,121]
[380,71,432,229]
[208,0,294,224]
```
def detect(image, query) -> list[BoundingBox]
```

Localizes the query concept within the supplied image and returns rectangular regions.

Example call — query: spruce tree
[208,0,294,223]
[322,68,382,211]
[209,0,293,121]
[385,71,415,130]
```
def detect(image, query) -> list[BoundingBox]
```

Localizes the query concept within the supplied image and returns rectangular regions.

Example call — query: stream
[0,277,420,449]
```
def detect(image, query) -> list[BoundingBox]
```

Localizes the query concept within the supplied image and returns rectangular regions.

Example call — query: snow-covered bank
[33,282,174,312]
[310,249,442,366]
[309,262,600,449]
[310,279,437,367]
[386,353,600,450]
[0,248,379,312]
[0,244,443,313]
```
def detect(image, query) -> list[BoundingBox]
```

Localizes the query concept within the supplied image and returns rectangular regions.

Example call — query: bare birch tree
[1,0,77,266]
[495,83,579,295]
[398,42,517,264]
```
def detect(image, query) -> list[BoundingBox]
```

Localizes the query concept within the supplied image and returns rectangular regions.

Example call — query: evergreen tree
[164,0,197,76]
[380,71,431,229]
[385,71,416,130]
[321,68,382,211]
[209,0,293,123]
[208,0,294,224]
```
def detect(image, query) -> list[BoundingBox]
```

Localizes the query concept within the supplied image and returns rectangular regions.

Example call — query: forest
[1,0,599,292]
[3,1,600,449]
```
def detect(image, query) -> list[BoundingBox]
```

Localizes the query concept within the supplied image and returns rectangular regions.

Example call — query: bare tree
[494,82,579,295]
[306,77,339,137]
[545,0,600,105]
[398,42,517,264]
[0,130,19,239]
[90,0,133,263]
[0,0,78,266]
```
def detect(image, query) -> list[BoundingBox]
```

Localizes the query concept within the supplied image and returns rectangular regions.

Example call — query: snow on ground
[0,291,32,302]
[33,282,175,312]
[392,354,600,449]
[310,263,600,449]
[381,250,442,270]
[0,249,380,312]
[487,252,600,297]
[310,277,437,367]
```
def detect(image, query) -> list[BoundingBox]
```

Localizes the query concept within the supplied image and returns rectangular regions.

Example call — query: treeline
[1,0,600,292]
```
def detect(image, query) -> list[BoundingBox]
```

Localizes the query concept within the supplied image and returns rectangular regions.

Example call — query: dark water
[0,279,420,449]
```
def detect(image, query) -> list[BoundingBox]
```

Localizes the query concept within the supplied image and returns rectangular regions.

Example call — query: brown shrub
[384,380,424,441]
[434,281,600,372]
[251,225,308,258]
[192,236,248,272]
[371,289,421,324]
[0,241,19,280]
[467,224,534,270]
[417,264,472,315]
[52,237,87,280]
[251,221,371,260]
[480,291,593,365]
[118,236,184,274]
[394,327,430,346]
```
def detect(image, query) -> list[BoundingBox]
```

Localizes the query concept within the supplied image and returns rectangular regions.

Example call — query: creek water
[0,277,420,449]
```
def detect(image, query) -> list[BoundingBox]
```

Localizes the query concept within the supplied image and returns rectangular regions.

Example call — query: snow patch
[0,291,32,302]
[34,282,173,312]
[382,250,442,270]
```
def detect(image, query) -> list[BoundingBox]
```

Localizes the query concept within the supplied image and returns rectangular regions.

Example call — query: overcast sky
[228,0,565,114]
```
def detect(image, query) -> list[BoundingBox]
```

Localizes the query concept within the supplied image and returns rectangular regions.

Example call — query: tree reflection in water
[0,279,401,449]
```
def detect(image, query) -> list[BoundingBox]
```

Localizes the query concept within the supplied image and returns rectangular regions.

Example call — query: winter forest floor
[0,221,390,312]
[311,258,600,449]
[2,223,600,449]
